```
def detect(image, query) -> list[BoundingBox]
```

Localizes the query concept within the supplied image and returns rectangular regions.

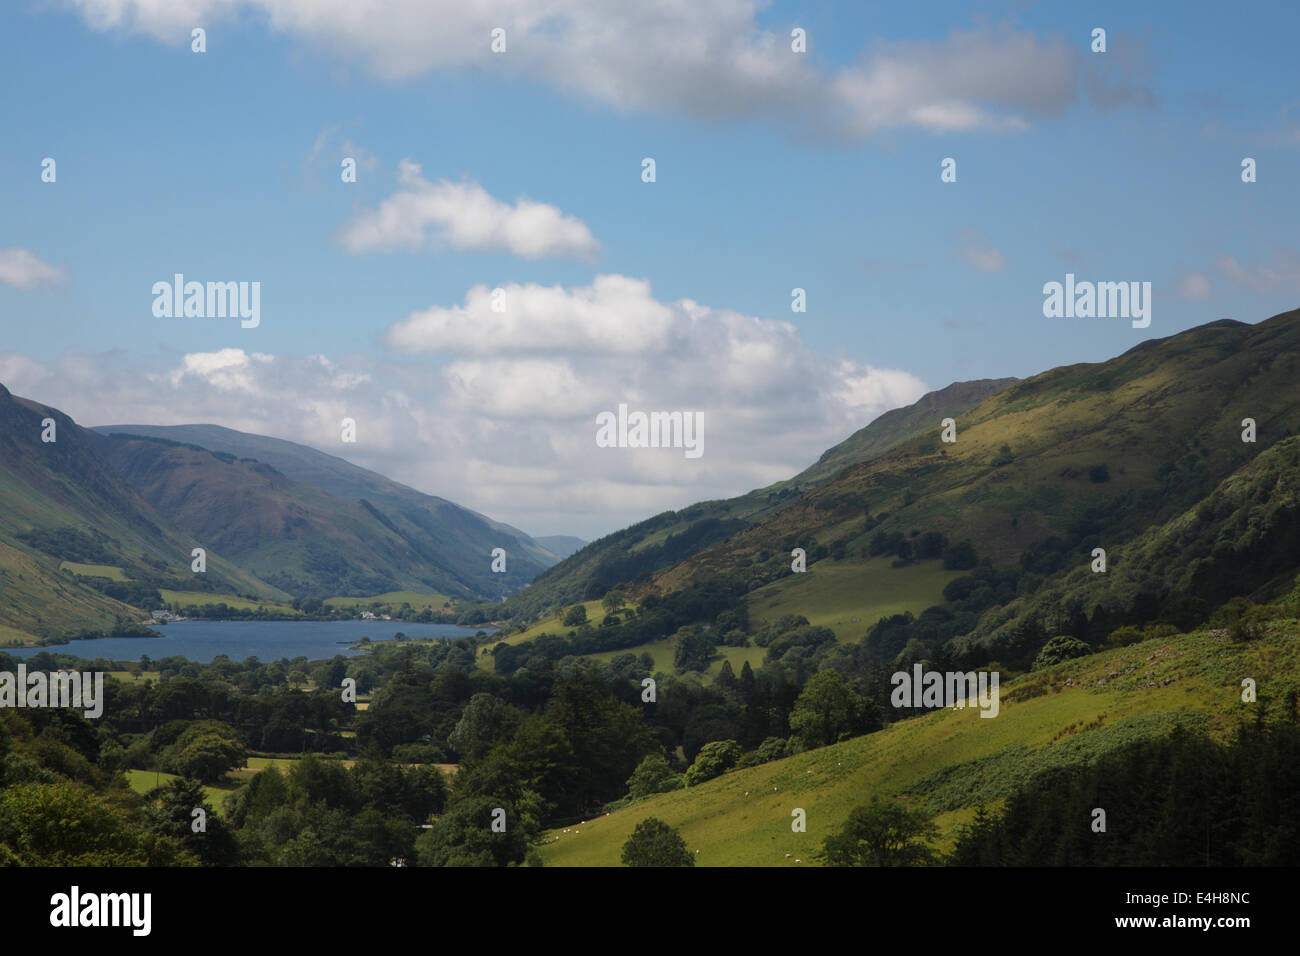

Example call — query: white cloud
[339,159,601,260]
[383,274,675,354]
[0,277,927,537]
[62,3,1148,139]
[0,248,67,290]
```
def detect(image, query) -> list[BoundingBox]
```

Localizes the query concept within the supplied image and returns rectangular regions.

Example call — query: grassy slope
[538,625,1300,865]
[653,314,1300,595]
[747,557,961,635]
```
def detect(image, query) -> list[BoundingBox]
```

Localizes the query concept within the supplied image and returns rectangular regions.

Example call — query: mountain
[534,536,587,560]
[502,376,1019,620]
[88,423,558,598]
[639,311,1300,664]
[775,378,1020,490]
[0,384,278,643]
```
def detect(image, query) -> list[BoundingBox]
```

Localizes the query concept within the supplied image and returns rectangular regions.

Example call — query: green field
[746,556,961,637]
[124,769,240,809]
[537,624,1300,865]
[106,670,162,684]
[160,590,298,613]
[0,623,40,647]
[60,561,128,581]
[324,590,453,610]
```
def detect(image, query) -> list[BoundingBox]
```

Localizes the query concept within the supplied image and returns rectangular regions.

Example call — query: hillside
[503,377,1016,621]
[646,313,1300,645]
[538,624,1300,865]
[90,423,558,597]
[0,384,279,643]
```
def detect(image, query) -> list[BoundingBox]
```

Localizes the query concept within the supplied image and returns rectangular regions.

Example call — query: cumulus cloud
[0,248,67,290]
[62,2,1150,139]
[384,275,675,355]
[0,277,927,537]
[339,159,601,260]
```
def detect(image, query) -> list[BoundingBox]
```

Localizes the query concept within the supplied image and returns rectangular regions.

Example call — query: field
[0,623,40,647]
[59,561,128,581]
[746,556,962,638]
[324,591,453,610]
[124,769,240,809]
[488,561,953,680]
[106,670,162,684]
[160,590,298,613]
[537,624,1300,865]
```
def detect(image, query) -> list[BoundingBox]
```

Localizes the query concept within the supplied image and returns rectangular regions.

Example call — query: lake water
[1,619,494,664]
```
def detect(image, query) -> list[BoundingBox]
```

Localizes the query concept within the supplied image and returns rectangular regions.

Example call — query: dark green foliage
[673,626,717,672]
[949,723,1300,866]
[684,740,741,786]
[822,797,939,866]
[788,670,880,748]
[625,753,682,799]
[621,817,694,867]
[1032,635,1094,670]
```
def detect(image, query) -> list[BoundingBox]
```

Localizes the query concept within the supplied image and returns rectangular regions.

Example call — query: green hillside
[538,625,1300,865]
[93,434,486,599]
[90,423,558,597]
[503,378,1013,622]
[0,384,282,642]
[645,313,1300,662]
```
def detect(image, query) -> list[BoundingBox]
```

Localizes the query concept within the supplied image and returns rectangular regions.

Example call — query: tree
[788,670,877,749]
[625,754,681,800]
[414,794,540,867]
[447,693,511,760]
[163,723,246,784]
[144,777,241,865]
[1032,635,1093,670]
[601,590,626,615]
[562,605,588,627]
[684,740,740,786]
[673,627,716,672]
[822,797,939,866]
[621,817,693,867]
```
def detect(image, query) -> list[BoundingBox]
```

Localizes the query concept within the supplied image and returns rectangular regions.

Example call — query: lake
[1,619,494,664]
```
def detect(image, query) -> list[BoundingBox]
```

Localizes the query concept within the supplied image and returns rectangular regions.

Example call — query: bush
[684,740,740,786]
[1032,635,1094,670]
[621,817,693,867]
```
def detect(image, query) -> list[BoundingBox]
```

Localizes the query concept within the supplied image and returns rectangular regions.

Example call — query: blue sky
[2,1,1298,539]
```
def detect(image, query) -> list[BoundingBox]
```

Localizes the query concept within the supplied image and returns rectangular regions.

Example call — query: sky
[2,0,1299,541]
